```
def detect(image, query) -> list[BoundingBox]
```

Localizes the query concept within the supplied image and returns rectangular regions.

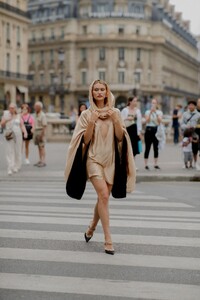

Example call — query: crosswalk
[0,181,200,300]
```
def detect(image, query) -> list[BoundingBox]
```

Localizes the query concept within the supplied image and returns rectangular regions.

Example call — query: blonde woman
[65,80,136,255]
[1,103,27,175]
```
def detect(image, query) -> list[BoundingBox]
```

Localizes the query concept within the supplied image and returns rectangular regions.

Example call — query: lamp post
[52,49,72,117]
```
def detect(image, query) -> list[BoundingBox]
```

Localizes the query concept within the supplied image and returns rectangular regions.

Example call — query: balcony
[0,70,29,81]
[0,1,30,19]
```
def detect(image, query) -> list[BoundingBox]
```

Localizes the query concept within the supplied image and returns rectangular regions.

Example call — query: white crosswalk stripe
[0,181,200,300]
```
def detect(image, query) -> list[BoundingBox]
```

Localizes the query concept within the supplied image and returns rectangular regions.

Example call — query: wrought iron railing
[0,1,30,18]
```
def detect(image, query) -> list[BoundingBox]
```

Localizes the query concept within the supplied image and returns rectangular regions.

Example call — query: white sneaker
[25,159,30,165]
[13,168,18,173]
[196,163,200,171]
[8,170,12,176]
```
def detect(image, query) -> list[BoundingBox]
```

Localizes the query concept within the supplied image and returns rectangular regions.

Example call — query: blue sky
[169,0,200,35]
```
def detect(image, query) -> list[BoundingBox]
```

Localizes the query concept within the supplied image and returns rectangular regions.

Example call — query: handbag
[138,140,142,153]
[66,137,90,200]
[4,129,14,141]
[22,115,33,140]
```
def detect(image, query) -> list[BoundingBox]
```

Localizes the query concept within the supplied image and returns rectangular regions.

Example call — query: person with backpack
[181,100,200,170]
[21,103,34,165]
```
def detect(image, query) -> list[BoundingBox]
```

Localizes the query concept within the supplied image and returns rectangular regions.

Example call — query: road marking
[0,229,199,247]
[0,248,200,270]
[0,273,199,300]
[0,205,199,217]
[0,198,191,207]
[0,215,199,230]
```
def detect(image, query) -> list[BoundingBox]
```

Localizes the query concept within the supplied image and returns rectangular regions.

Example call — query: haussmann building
[27,0,200,115]
[0,0,30,112]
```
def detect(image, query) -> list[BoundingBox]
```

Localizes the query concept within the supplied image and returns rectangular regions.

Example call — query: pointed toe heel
[104,242,115,255]
[84,226,95,243]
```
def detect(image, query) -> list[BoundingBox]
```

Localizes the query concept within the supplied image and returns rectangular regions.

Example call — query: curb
[0,174,200,182]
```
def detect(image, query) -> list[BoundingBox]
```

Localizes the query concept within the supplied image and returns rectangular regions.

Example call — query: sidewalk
[0,134,200,182]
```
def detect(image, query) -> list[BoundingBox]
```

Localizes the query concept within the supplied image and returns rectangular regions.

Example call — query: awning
[17,86,28,93]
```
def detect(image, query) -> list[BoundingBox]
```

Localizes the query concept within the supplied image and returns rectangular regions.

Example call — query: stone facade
[28,0,200,115]
[0,0,30,111]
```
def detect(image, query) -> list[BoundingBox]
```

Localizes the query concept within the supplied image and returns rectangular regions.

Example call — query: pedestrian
[121,96,142,169]
[33,101,47,167]
[197,98,200,113]
[0,103,27,175]
[69,105,78,134]
[172,104,182,144]
[65,79,136,255]
[144,98,163,170]
[21,103,34,165]
[76,102,87,122]
[182,128,193,169]
[180,100,200,170]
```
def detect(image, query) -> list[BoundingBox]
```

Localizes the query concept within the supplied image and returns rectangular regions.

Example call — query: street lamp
[53,48,72,117]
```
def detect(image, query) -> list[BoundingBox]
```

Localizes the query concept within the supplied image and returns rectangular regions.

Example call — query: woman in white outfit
[1,103,27,175]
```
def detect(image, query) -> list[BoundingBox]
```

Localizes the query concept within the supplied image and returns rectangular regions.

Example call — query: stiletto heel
[84,226,95,243]
[104,241,115,255]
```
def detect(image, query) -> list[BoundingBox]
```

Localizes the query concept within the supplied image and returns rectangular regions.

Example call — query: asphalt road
[0,179,199,300]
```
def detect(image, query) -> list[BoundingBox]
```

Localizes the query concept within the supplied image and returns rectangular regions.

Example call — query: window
[136,26,140,35]
[40,73,44,85]
[118,47,125,60]
[81,70,87,85]
[99,24,106,35]
[17,26,20,46]
[41,30,45,41]
[136,48,141,61]
[81,48,87,61]
[118,70,125,84]
[118,25,124,35]
[40,51,44,63]
[6,23,10,43]
[99,48,106,61]
[31,31,36,41]
[16,55,20,74]
[50,49,54,63]
[50,28,55,40]
[97,4,109,13]
[60,26,65,39]
[31,52,35,64]
[99,71,105,81]
[50,73,54,84]
[148,70,151,83]
[82,25,87,34]
[31,75,35,85]
[6,53,10,71]
[134,72,141,84]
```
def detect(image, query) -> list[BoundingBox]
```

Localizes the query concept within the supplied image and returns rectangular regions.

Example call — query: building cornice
[0,1,30,21]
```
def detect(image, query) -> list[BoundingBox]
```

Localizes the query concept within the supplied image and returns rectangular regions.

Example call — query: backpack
[22,115,33,140]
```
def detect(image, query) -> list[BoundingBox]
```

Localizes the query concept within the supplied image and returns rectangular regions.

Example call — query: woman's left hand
[107,109,119,123]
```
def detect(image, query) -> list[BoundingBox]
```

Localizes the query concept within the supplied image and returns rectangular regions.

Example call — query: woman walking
[121,96,142,168]
[144,98,163,170]
[65,80,136,255]
[21,103,34,165]
[1,103,27,175]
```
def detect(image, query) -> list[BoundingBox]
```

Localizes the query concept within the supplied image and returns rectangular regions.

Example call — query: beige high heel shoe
[104,241,115,255]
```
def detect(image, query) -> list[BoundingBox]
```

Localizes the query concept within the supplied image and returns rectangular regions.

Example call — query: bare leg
[144,158,148,167]
[86,201,100,236]
[154,158,158,166]
[39,146,46,164]
[25,140,30,159]
[90,177,113,251]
